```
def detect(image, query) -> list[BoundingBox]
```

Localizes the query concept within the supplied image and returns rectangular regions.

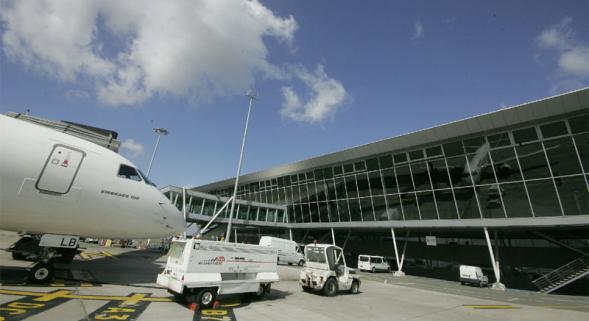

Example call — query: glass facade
[204,112,589,224]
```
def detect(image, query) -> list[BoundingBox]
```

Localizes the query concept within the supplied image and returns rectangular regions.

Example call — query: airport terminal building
[163,88,589,294]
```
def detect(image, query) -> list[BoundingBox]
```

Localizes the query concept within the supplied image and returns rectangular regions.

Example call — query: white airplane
[0,113,186,282]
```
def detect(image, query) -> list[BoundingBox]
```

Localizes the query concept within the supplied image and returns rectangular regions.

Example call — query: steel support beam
[391,228,405,276]
[331,228,336,245]
[289,228,293,241]
[484,227,505,290]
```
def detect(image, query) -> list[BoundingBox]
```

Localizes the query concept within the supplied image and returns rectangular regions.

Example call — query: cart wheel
[322,278,338,297]
[298,260,305,266]
[29,262,54,284]
[349,280,360,294]
[371,267,376,273]
[196,288,217,308]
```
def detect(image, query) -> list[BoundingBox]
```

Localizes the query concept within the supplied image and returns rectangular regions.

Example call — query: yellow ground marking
[0,289,172,303]
[220,300,242,308]
[79,250,118,260]
[50,279,65,287]
[100,251,119,260]
[81,282,93,287]
[121,293,147,306]
[464,305,521,309]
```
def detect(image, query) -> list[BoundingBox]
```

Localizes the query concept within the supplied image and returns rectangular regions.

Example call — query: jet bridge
[161,186,288,230]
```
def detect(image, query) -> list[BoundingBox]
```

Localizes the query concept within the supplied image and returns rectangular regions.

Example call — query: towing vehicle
[299,243,361,296]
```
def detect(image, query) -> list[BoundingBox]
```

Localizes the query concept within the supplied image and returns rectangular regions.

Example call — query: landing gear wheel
[56,248,77,263]
[322,278,338,297]
[29,262,54,284]
[349,280,360,294]
[195,288,217,308]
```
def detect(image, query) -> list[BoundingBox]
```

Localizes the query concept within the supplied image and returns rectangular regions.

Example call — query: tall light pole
[225,91,257,242]
[146,128,168,177]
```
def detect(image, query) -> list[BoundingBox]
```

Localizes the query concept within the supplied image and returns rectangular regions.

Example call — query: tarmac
[1,231,588,321]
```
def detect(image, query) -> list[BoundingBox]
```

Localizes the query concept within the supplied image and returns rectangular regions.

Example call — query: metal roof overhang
[194,88,589,192]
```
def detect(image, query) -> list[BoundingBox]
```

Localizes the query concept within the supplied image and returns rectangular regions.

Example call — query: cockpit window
[138,169,156,187]
[118,164,142,182]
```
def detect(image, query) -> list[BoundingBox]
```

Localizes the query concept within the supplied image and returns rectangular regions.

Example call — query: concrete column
[234,228,238,243]
[484,227,505,290]
[289,228,293,241]
[399,231,409,272]
[391,228,405,276]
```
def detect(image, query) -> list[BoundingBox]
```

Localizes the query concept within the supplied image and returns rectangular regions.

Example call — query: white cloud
[279,65,347,123]
[120,139,144,158]
[413,20,424,40]
[536,17,589,93]
[1,0,299,106]
[65,89,90,100]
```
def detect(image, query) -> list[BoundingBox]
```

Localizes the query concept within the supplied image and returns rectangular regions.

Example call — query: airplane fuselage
[0,115,185,239]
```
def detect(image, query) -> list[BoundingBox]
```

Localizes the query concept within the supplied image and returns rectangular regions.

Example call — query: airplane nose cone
[160,203,186,235]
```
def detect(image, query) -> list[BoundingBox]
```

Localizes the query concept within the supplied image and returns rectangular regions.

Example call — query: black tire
[371,267,376,273]
[251,284,266,300]
[349,280,360,294]
[12,252,27,260]
[56,248,77,263]
[298,260,305,267]
[195,288,217,308]
[288,263,292,266]
[29,263,55,284]
[322,278,338,297]
[302,286,313,292]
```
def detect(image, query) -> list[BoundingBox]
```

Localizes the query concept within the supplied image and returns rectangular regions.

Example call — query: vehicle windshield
[138,169,157,187]
[305,246,326,263]
[167,241,185,259]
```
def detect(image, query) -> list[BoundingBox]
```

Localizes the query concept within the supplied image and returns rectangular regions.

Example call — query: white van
[459,265,488,287]
[157,239,280,307]
[259,236,305,266]
[357,255,391,272]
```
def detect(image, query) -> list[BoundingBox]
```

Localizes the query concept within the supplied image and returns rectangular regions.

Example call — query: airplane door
[36,145,85,194]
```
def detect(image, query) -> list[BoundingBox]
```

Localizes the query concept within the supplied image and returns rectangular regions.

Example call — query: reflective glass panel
[454,187,481,219]
[373,196,388,221]
[333,165,343,176]
[556,176,588,216]
[429,159,451,189]
[487,132,511,148]
[366,158,379,171]
[396,165,413,192]
[335,178,347,199]
[569,114,589,133]
[294,204,302,223]
[349,199,362,221]
[329,201,339,222]
[544,137,582,176]
[526,179,562,217]
[573,133,588,172]
[491,147,522,182]
[291,185,300,203]
[394,153,408,163]
[369,171,384,196]
[356,173,371,197]
[466,151,496,185]
[299,184,309,203]
[446,155,470,187]
[360,198,375,221]
[463,137,485,154]
[301,203,311,222]
[435,190,458,219]
[379,155,394,169]
[319,202,329,222]
[477,185,506,218]
[385,194,404,220]
[355,161,366,172]
[310,202,320,222]
[443,141,463,157]
[382,168,398,194]
[417,191,437,220]
[426,146,443,158]
[517,143,551,180]
[327,180,337,200]
[500,182,532,218]
[345,176,358,198]
[316,182,327,201]
[401,193,419,220]
[540,121,568,138]
[307,183,317,202]
[513,127,538,144]
[324,167,334,179]
[409,150,424,160]
[411,161,432,191]
[338,200,350,221]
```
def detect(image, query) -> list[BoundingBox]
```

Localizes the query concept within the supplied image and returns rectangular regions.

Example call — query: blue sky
[1,0,588,188]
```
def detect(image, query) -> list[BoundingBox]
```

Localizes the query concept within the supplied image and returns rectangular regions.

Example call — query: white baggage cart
[157,238,279,307]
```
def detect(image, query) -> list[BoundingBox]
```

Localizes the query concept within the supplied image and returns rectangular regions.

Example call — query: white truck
[259,236,305,266]
[299,243,361,296]
[157,238,280,307]
[357,255,391,272]
[459,265,489,287]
